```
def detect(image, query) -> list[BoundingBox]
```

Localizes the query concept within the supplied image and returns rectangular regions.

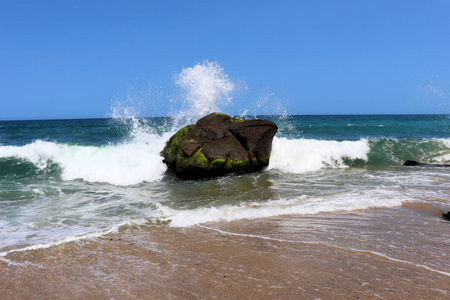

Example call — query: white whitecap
[268,137,370,174]
[159,189,405,227]
[0,136,171,185]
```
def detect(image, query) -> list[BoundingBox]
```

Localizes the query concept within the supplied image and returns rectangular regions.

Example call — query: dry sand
[1,214,449,300]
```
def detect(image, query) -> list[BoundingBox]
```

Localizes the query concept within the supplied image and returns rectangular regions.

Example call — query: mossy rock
[161,125,193,168]
[161,113,277,179]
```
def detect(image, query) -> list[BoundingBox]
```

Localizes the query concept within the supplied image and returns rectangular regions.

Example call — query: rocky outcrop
[162,113,278,179]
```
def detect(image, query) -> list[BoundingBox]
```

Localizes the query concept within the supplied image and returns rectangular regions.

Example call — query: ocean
[0,114,449,259]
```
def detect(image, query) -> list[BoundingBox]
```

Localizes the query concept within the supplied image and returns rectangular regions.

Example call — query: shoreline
[2,206,449,299]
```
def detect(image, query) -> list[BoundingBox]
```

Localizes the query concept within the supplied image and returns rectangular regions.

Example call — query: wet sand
[1,206,449,299]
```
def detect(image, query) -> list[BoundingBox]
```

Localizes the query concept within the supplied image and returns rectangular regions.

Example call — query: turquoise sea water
[0,114,449,255]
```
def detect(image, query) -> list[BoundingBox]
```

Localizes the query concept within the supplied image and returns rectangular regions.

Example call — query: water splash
[416,78,450,114]
[109,94,174,144]
[173,61,235,127]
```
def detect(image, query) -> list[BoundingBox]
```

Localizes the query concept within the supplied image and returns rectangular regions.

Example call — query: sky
[1,0,450,120]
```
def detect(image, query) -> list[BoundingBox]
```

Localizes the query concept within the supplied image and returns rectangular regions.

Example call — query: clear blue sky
[1,0,449,120]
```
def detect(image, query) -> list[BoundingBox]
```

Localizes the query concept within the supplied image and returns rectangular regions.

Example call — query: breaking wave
[1,137,448,184]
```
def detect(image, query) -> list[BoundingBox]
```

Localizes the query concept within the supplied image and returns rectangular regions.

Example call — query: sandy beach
[2,205,449,300]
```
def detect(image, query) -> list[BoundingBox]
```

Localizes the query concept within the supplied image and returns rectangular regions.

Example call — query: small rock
[443,211,450,221]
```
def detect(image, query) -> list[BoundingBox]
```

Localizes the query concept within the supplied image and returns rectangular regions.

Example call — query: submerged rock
[443,211,450,221]
[403,160,422,166]
[403,160,450,167]
[161,113,278,179]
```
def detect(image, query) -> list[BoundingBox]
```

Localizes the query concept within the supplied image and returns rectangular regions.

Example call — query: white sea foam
[431,138,450,163]
[441,138,450,148]
[0,218,149,261]
[436,138,450,151]
[198,226,450,277]
[268,137,370,173]
[2,136,445,185]
[0,135,171,185]
[160,189,405,227]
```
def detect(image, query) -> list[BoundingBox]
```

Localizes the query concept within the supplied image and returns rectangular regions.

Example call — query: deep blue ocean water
[0,114,449,255]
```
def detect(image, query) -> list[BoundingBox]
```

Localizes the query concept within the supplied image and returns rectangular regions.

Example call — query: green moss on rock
[231,117,244,123]
[190,149,209,168]
[213,112,244,123]
[176,148,209,170]
[225,158,252,171]
[210,158,226,170]
[161,125,193,165]
[258,156,270,166]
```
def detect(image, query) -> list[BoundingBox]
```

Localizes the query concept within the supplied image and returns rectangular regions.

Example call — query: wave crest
[268,137,450,173]
[0,138,170,185]
[269,137,370,173]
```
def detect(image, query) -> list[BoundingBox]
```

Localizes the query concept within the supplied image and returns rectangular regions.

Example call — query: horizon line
[1,113,449,122]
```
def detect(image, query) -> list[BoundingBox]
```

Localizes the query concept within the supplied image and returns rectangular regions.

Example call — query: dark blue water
[269,114,450,140]
[1,115,448,146]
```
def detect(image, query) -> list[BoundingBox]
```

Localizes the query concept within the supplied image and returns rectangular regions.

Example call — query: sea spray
[0,102,172,185]
[238,91,289,120]
[173,61,235,127]
[109,95,172,142]
[0,62,239,186]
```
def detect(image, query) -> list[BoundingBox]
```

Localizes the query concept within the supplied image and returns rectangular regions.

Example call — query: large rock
[162,113,278,179]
